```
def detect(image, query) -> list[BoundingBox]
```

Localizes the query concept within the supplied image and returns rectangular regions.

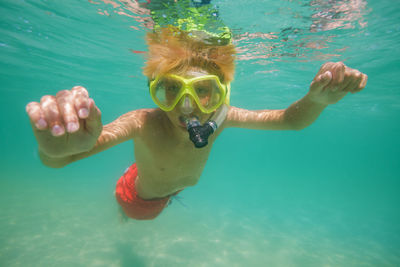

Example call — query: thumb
[310,71,332,92]
[84,98,102,134]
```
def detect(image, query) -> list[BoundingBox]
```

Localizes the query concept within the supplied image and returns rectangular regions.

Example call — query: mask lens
[153,77,183,108]
[192,78,223,110]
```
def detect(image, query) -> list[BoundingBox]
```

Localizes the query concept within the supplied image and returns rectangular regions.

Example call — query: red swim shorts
[115,163,173,220]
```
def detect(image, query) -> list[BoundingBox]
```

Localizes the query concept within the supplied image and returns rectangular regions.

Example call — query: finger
[71,86,90,119]
[310,71,332,92]
[84,98,102,133]
[353,74,368,93]
[41,95,65,136]
[350,71,363,93]
[318,62,335,76]
[343,70,361,93]
[339,71,354,92]
[26,102,48,130]
[342,71,362,93]
[56,90,80,133]
[327,62,345,91]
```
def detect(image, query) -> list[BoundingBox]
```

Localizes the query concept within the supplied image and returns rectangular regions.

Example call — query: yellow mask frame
[149,74,230,113]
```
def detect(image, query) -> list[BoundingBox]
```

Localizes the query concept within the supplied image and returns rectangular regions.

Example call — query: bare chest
[133,129,214,197]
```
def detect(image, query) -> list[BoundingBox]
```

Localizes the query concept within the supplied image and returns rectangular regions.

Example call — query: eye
[167,84,179,92]
[194,80,214,97]
[196,87,210,96]
[163,80,181,93]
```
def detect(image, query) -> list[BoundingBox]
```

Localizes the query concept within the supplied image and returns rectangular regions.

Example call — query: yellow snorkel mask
[149,74,230,114]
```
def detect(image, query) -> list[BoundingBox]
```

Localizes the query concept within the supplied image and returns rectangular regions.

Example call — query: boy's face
[160,69,219,130]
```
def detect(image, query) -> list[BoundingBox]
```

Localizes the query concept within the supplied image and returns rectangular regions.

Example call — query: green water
[1,0,399,266]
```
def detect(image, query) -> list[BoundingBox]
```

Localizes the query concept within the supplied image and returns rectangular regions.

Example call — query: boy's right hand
[26,86,102,158]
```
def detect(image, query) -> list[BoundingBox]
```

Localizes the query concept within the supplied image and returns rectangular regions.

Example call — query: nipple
[180,95,194,115]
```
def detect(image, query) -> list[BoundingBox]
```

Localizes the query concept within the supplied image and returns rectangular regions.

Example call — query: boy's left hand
[307,62,368,105]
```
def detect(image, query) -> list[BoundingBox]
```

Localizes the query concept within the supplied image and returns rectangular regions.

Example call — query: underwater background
[1,0,399,266]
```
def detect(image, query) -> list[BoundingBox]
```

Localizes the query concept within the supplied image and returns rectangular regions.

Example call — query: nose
[179,95,194,115]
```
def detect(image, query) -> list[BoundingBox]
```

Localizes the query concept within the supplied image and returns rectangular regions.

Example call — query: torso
[132,109,222,199]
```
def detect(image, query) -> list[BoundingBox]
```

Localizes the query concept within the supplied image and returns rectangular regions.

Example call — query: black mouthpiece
[186,119,215,148]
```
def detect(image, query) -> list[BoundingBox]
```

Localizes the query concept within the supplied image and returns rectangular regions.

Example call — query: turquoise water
[1,0,400,266]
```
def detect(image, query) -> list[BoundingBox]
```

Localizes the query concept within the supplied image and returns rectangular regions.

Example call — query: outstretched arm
[26,86,146,168]
[225,62,368,130]
[37,110,146,168]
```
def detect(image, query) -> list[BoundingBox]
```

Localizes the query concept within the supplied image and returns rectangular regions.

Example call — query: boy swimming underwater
[25,4,367,220]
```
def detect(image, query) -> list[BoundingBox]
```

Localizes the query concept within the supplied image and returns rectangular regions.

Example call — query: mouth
[178,116,188,128]
[179,115,203,128]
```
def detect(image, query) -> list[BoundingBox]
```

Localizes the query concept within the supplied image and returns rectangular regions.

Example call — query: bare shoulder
[69,108,161,161]
[103,108,158,139]
[117,108,156,123]
[224,106,287,130]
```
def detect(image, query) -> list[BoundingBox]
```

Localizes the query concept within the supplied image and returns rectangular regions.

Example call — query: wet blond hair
[143,27,236,83]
